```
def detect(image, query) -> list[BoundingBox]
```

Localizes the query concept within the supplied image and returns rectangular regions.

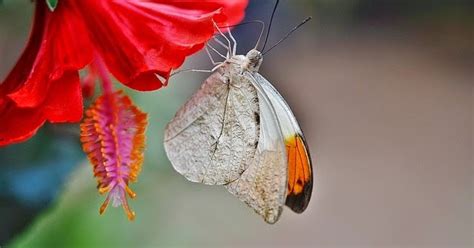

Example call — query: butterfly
[164,17,313,224]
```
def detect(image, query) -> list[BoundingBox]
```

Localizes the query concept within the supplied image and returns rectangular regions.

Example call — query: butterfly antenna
[261,0,280,51]
[262,16,312,56]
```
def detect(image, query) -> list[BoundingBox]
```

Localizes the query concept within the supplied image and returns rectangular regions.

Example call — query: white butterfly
[164,21,313,224]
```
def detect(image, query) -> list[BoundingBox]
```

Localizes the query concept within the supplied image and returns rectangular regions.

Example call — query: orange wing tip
[285,134,313,213]
[80,90,147,221]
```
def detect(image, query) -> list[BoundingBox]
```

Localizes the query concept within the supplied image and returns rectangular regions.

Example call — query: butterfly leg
[205,46,220,66]
[207,39,231,64]
[171,43,226,78]
[213,21,233,58]
[212,37,230,50]
[227,27,237,56]
[207,43,227,60]
[170,68,214,77]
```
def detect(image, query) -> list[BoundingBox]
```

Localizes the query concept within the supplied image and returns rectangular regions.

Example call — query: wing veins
[211,83,231,157]
[164,86,229,142]
[296,137,308,182]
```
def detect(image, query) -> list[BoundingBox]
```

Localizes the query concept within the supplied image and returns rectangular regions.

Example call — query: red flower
[0,0,248,146]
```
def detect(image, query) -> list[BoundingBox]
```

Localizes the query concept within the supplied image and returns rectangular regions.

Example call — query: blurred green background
[1,0,472,247]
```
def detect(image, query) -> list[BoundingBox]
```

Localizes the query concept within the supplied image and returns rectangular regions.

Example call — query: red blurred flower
[0,0,248,146]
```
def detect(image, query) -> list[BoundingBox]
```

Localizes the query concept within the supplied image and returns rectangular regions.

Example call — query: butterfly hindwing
[225,72,288,224]
[164,70,259,185]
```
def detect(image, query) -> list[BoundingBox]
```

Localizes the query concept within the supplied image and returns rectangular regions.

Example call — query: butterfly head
[245,49,263,72]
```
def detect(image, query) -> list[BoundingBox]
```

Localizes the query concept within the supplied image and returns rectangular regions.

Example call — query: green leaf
[45,0,58,12]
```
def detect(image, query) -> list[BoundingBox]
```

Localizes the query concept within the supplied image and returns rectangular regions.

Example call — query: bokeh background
[0,0,472,247]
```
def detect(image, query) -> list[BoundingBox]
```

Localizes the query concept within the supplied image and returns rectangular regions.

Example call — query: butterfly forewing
[252,73,314,213]
[164,69,260,185]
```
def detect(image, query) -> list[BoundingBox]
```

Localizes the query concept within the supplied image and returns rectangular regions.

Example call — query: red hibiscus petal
[7,1,93,108]
[73,0,248,91]
[0,1,88,146]
[43,72,83,123]
[0,0,46,98]
[198,0,249,25]
[0,101,45,146]
[0,72,83,146]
